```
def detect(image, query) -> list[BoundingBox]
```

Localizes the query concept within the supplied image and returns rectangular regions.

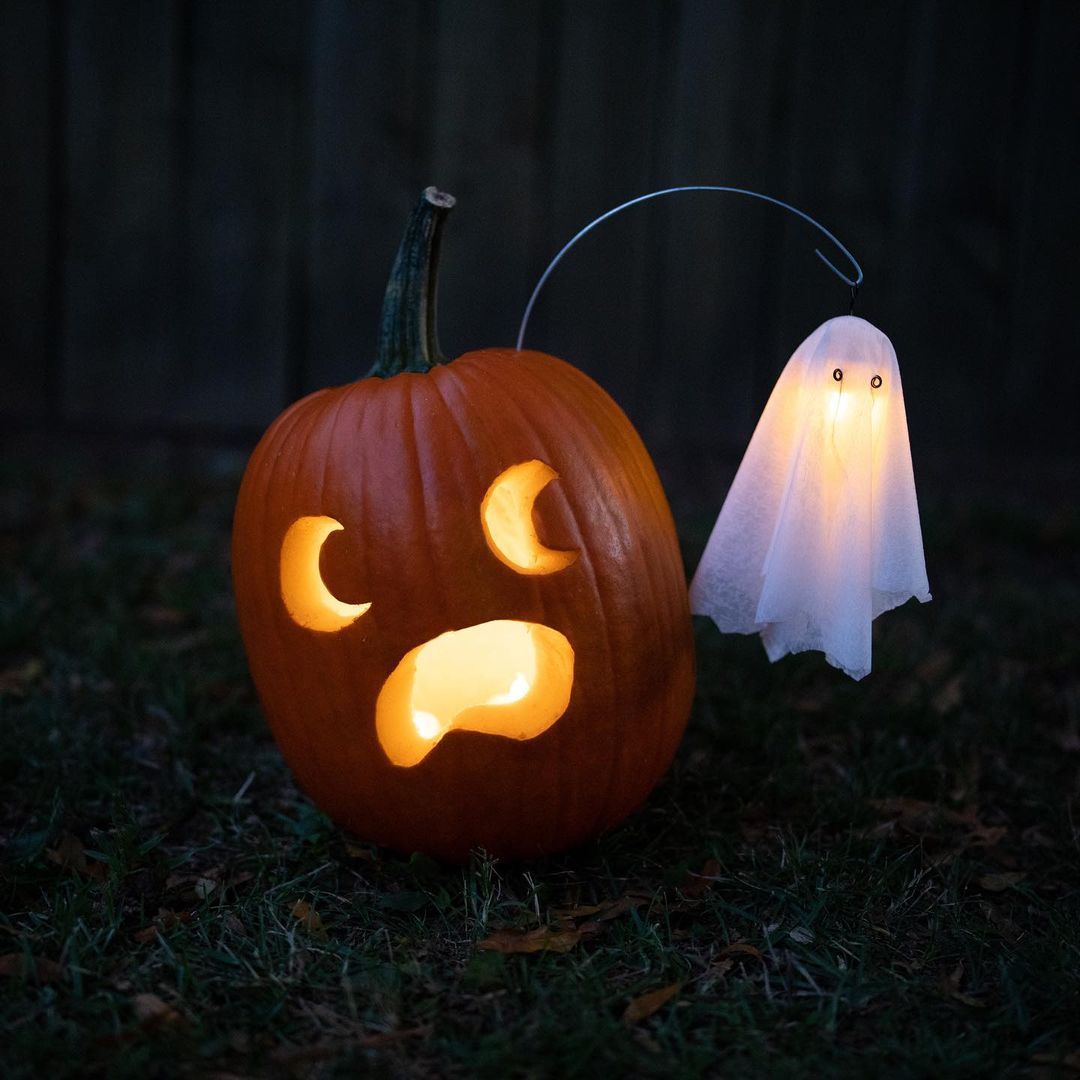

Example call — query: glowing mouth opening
[375,620,574,767]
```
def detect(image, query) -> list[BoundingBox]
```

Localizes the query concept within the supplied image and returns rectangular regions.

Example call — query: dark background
[2,0,1079,496]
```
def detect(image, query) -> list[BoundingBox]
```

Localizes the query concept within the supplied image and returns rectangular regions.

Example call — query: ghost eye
[481,460,579,575]
[870,374,883,389]
[832,368,843,382]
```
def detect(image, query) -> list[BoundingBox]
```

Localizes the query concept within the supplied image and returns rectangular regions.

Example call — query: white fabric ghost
[689,315,930,680]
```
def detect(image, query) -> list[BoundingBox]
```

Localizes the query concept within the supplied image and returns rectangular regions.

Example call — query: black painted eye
[832,368,843,382]
[870,374,882,389]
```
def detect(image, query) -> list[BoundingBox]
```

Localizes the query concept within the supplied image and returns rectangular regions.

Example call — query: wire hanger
[516,185,864,351]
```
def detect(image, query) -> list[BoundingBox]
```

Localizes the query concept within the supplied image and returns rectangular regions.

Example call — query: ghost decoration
[690,315,930,680]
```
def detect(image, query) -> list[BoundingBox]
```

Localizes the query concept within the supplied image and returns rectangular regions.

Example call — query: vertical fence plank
[177,0,306,428]
[524,0,677,428]
[654,0,793,478]
[427,0,545,357]
[60,1,179,425]
[1005,0,1080,452]
[0,0,53,416]
[304,0,428,393]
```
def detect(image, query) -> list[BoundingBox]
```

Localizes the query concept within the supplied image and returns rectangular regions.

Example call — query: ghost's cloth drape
[689,316,930,680]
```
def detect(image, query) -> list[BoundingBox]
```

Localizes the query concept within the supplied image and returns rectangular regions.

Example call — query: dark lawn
[1,449,1078,1078]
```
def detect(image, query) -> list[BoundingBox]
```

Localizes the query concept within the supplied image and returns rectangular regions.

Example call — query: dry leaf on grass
[622,982,681,1023]
[343,839,376,861]
[0,658,44,696]
[977,872,1026,892]
[478,924,594,954]
[46,833,107,881]
[719,942,764,962]
[680,859,722,899]
[1030,1048,1080,1072]
[270,1026,432,1066]
[939,961,988,1008]
[290,899,327,940]
[0,953,65,982]
[132,992,184,1027]
[932,674,965,714]
[134,909,194,943]
[551,892,649,923]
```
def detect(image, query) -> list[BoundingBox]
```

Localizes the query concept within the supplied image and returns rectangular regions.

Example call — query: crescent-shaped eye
[280,516,371,631]
[481,460,579,575]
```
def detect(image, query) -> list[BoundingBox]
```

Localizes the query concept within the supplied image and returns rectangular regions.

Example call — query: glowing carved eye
[280,516,370,632]
[481,460,579,575]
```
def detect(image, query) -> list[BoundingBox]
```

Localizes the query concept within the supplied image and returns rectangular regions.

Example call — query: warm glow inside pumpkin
[375,620,575,767]
[276,459,581,766]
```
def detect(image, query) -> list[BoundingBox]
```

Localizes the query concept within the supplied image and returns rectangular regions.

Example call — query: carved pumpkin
[232,189,694,862]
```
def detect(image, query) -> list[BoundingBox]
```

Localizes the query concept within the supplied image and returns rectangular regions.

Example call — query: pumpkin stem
[368,187,456,377]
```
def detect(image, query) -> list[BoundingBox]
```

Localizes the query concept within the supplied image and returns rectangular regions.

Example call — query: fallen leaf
[932,674,965,714]
[290,899,327,939]
[982,903,1022,942]
[46,833,108,881]
[977,872,1026,892]
[193,878,217,900]
[132,992,184,1027]
[270,1027,432,1066]
[594,894,650,922]
[681,859,722,899]
[719,942,764,962]
[1030,1048,1080,1072]
[223,913,248,936]
[704,958,734,980]
[0,953,65,982]
[478,925,592,954]
[343,840,376,861]
[0,658,44,696]
[552,893,649,923]
[622,982,681,1023]
[788,926,815,945]
[939,961,988,1008]
[551,902,604,919]
[966,824,1007,848]
[134,909,194,943]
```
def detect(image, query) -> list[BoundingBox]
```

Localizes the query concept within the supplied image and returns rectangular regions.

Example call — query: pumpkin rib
[237,392,328,806]
[464,353,638,837]
[291,388,356,805]
[423,362,553,846]
[509,352,694,827]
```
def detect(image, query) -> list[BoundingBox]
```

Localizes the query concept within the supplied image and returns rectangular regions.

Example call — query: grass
[1,449,1078,1078]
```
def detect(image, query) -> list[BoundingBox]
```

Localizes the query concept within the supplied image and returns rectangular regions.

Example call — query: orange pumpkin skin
[231,348,695,862]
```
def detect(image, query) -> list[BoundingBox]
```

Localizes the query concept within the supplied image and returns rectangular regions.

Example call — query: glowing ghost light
[690,315,930,680]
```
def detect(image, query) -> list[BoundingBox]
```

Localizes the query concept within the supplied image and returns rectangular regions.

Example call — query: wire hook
[515,185,864,351]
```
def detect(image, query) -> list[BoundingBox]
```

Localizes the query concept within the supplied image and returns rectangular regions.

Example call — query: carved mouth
[375,620,575,767]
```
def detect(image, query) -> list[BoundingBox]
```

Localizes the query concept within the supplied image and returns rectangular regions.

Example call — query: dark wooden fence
[3,0,1078,470]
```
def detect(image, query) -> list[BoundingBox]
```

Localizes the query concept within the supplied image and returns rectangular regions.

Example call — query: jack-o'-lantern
[232,189,695,862]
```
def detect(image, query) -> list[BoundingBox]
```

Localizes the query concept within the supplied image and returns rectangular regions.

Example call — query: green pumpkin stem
[368,187,456,378]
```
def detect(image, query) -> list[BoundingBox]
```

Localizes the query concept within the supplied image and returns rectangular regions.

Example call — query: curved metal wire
[515,185,864,351]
